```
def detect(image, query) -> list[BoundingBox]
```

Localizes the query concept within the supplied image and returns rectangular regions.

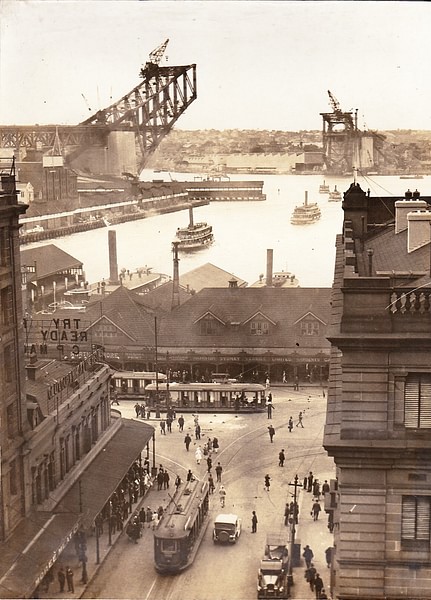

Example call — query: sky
[0,0,430,132]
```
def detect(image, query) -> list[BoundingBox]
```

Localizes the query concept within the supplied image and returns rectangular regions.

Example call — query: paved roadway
[47,386,335,600]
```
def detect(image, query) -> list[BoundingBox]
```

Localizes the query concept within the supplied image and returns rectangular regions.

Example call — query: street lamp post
[166,351,170,408]
[154,316,159,414]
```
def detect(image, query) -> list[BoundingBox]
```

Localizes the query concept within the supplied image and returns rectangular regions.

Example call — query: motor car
[257,534,289,599]
[213,513,241,544]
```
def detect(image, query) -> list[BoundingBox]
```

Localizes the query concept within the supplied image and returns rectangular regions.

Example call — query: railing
[389,289,431,314]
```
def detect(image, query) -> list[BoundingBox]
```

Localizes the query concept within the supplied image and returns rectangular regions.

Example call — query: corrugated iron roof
[21,244,83,279]
[55,419,154,528]
[179,262,247,292]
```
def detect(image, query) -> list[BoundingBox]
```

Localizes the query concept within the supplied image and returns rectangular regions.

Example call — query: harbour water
[26,171,431,288]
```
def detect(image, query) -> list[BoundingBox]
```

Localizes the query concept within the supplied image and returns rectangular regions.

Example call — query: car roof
[266,534,289,547]
[260,559,283,571]
[214,513,239,524]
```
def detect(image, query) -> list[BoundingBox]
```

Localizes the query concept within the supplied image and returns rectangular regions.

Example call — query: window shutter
[402,496,416,539]
[419,379,431,428]
[416,497,431,541]
[405,374,431,429]
[402,496,431,542]
[405,377,420,428]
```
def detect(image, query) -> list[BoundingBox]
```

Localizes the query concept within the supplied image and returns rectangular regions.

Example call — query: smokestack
[172,241,180,309]
[304,191,308,206]
[108,229,120,284]
[188,205,194,228]
[266,249,273,287]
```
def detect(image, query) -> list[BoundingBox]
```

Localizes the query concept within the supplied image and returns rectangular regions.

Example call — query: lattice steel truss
[80,64,197,170]
[0,62,197,172]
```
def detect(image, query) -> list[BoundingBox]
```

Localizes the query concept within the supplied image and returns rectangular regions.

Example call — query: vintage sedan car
[257,534,289,599]
[213,513,241,544]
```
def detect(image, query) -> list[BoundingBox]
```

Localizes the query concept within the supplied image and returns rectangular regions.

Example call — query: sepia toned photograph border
[0,1,431,599]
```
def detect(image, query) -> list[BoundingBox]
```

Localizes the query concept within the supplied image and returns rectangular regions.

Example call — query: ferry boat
[328,185,342,201]
[319,180,330,194]
[175,205,214,251]
[291,191,321,225]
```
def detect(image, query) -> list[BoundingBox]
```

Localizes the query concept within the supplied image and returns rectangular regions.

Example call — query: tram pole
[166,351,170,408]
[152,430,157,477]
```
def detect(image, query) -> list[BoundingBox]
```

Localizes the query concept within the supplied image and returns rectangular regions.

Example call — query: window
[405,374,431,428]
[300,321,320,336]
[6,403,17,437]
[200,315,220,335]
[9,460,17,495]
[250,320,269,335]
[4,342,15,383]
[402,495,431,550]
[1,286,13,327]
[0,228,10,267]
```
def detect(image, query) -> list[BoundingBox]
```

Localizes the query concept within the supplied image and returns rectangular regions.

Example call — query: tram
[154,478,210,573]
[110,370,167,400]
[145,381,267,412]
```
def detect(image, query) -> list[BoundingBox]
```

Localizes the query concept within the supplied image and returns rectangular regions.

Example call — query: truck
[257,534,290,599]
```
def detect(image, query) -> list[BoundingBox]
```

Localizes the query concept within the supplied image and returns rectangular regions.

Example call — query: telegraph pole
[288,474,299,587]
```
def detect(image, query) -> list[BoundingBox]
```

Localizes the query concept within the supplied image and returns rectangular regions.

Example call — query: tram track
[82,395,332,599]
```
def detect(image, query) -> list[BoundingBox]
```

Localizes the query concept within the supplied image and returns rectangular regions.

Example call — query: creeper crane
[147,39,169,67]
[327,90,342,116]
[140,38,169,80]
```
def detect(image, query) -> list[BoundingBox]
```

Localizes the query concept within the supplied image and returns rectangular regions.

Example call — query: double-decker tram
[145,381,267,412]
[154,478,210,573]
[110,371,167,400]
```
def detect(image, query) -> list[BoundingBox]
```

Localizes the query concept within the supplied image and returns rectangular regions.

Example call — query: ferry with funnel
[290,191,321,225]
[175,205,214,251]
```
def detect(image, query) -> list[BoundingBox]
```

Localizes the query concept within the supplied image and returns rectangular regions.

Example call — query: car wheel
[218,531,229,543]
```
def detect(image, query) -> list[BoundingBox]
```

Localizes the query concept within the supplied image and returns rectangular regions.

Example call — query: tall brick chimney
[266,249,273,287]
[108,229,120,285]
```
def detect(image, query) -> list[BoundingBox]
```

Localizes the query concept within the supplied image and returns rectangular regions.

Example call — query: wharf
[18,198,208,246]
[185,178,266,201]
[18,178,265,245]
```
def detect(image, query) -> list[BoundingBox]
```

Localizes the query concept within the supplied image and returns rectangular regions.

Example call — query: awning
[0,419,154,599]
[0,512,81,599]
[55,418,154,528]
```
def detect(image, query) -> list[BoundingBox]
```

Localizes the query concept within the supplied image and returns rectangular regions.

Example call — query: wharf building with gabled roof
[25,281,332,387]
[324,183,431,599]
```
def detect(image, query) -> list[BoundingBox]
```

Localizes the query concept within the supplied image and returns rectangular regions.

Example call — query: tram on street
[110,370,167,400]
[144,381,267,412]
[154,477,210,573]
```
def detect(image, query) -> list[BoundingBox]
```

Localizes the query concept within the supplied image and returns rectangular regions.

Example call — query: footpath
[289,472,334,600]
[37,476,169,599]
